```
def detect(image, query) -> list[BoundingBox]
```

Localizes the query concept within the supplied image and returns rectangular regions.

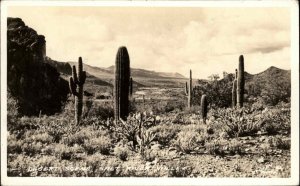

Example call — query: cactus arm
[72,65,79,84]
[69,77,78,96]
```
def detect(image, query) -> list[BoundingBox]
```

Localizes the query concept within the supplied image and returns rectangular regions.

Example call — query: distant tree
[193,72,234,108]
[208,74,220,81]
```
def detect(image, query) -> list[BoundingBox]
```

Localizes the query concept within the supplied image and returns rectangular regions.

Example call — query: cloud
[8,6,291,79]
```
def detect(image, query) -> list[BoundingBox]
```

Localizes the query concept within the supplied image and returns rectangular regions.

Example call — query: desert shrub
[173,125,207,153]
[53,144,73,160]
[134,99,185,115]
[7,134,22,154]
[193,74,234,108]
[227,139,243,155]
[112,113,157,151]
[7,154,32,176]
[167,160,194,177]
[86,101,114,120]
[142,149,156,162]
[84,135,112,155]
[85,156,122,177]
[114,146,129,161]
[150,124,181,146]
[205,139,226,156]
[210,107,263,138]
[261,107,290,135]
[268,137,290,150]
[22,130,53,145]
[21,142,43,156]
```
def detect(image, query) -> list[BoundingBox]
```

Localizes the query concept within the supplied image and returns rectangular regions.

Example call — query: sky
[7,6,291,79]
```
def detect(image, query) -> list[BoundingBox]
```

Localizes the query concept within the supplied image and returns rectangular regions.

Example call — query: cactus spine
[69,57,86,125]
[232,69,238,107]
[237,55,245,108]
[188,69,192,108]
[114,46,130,121]
[201,94,208,124]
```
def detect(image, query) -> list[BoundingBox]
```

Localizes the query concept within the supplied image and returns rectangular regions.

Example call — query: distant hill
[68,63,185,79]
[245,66,291,105]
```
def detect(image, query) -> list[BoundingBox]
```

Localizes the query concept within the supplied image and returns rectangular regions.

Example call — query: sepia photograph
[1,0,299,185]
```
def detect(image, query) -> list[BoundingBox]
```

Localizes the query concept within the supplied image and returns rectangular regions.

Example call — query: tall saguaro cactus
[232,69,238,107]
[185,82,188,95]
[201,94,208,124]
[114,46,130,121]
[69,57,86,125]
[237,55,245,108]
[129,77,133,97]
[188,69,192,108]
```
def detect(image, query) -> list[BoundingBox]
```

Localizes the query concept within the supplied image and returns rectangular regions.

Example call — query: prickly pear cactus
[69,57,86,125]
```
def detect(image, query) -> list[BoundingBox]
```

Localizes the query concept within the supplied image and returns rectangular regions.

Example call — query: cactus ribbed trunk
[185,82,188,95]
[129,77,133,97]
[114,46,130,121]
[188,69,192,108]
[201,94,208,124]
[232,69,237,107]
[69,57,86,125]
[237,55,245,108]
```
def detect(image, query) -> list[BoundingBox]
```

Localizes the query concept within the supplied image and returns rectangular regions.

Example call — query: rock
[257,157,266,163]
[276,166,283,171]
[151,144,161,151]
[168,147,177,151]
[7,17,69,116]
[259,136,266,142]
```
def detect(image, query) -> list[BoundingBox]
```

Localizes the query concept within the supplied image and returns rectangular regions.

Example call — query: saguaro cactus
[185,82,188,95]
[237,55,245,108]
[201,94,208,124]
[188,69,192,108]
[129,77,133,97]
[114,46,130,120]
[232,69,238,107]
[69,57,86,125]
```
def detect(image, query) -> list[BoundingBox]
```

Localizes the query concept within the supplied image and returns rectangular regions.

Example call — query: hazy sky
[7,6,290,79]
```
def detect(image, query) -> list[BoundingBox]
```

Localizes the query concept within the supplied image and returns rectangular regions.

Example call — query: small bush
[114,146,129,161]
[174,125,206,154]
[150,124,181,146]
[167,161,194,177]
[21,142,43,156]
[205,140,225,156]
[142,149,156,162]
[7,134,22,154]
[84,136,112,155]
[268,137,290,150]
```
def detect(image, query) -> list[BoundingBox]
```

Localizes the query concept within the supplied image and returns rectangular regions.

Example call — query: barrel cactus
[237,55,245,108]
[201,94,208,124]
[69,57,86,125]
[114,46,130,120]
